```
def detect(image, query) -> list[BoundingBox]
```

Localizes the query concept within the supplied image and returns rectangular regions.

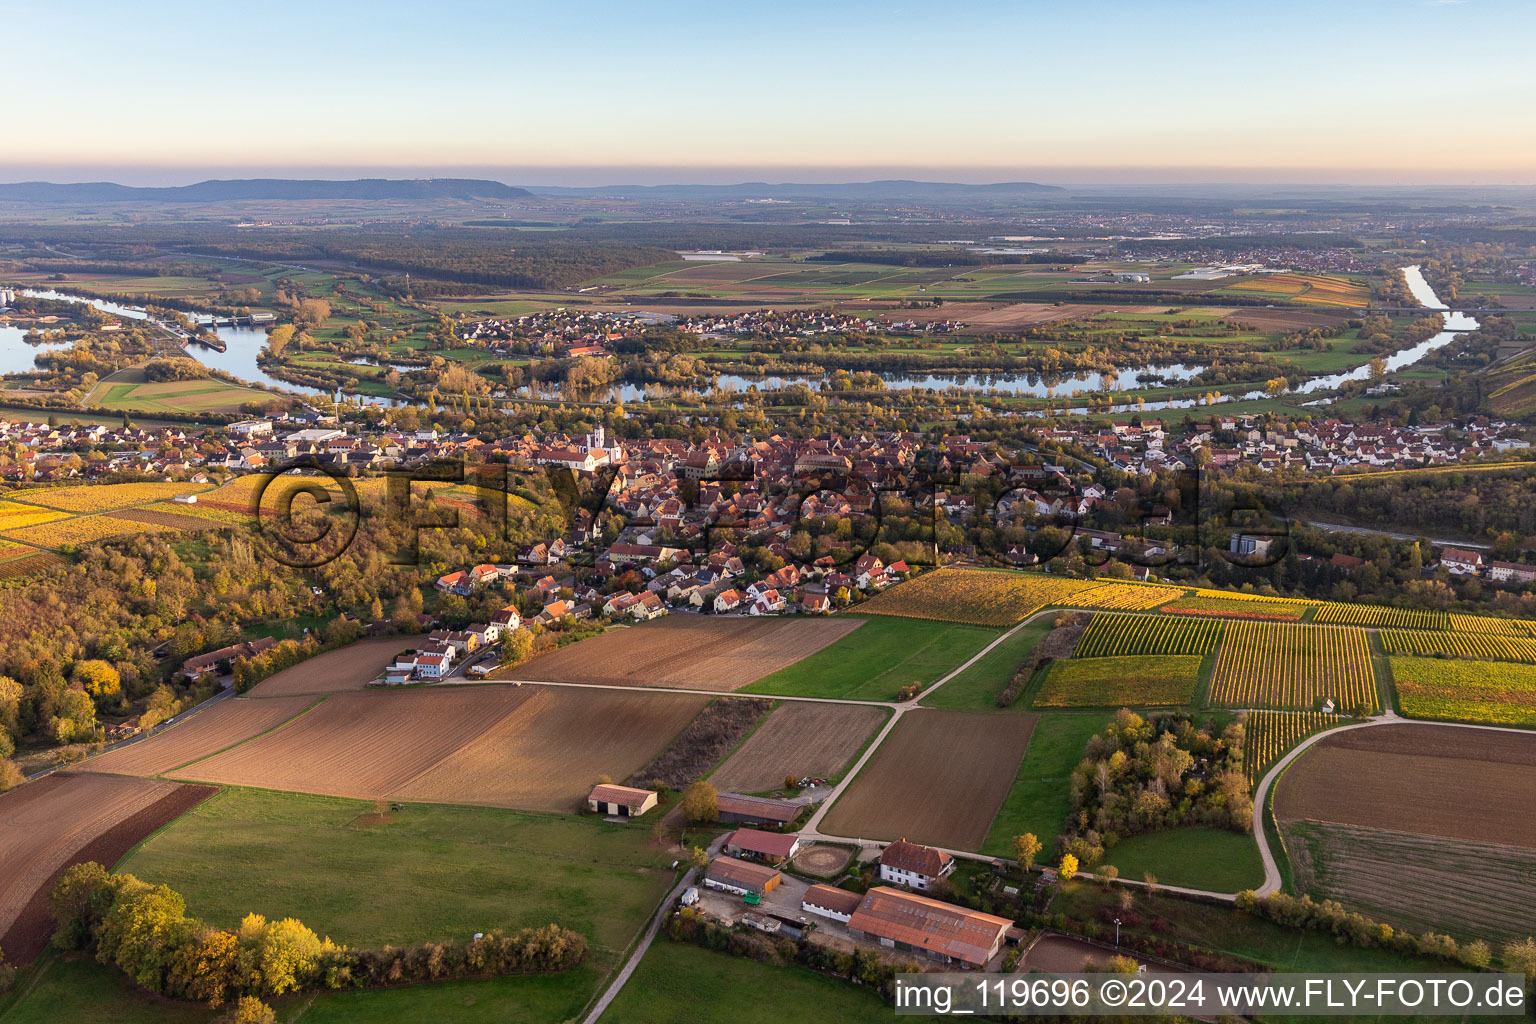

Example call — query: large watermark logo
[252,456,360,568]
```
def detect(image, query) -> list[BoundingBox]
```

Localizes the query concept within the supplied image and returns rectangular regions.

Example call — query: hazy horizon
[2,165,1535,190]
[6,0,1535,184]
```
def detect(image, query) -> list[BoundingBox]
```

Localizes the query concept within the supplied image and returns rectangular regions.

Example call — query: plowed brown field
[246,636,410,697]
[393,685,707,812]
[708,703,887,793]
[70,696,317,777]
[1274,723,1536,849]
[513,616,864,691]
[819,709,1038,851]
[170,688,535,798]
[0,774,213,962]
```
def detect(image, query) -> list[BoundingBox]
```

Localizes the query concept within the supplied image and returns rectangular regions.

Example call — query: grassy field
[741,615,999,701]
[0,958,213,1024]
[920,620,1048,711]
[1096,828,1264,892]
[85,367,277,414]
[0,956,602,1024]
[981,713,1106,855]
[599,940,892,1024]
[116,787,677,955]
[287,967,600,1024]
[1031,655,1202,707]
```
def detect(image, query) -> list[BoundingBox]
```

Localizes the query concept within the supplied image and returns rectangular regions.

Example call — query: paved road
[1298,518,1491,550]
[581,838,720,1024]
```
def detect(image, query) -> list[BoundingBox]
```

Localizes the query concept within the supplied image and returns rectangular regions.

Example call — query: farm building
[846,887,1011,967]
[724,828,800,863]
[802,884,863,923]
[704,856,782,898]
[716,793,801,827]
[587,784,659,817]
[879,839,955,891]
[180,637,278,679]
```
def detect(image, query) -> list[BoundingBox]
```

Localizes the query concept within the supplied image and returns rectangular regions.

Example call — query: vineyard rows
[1075,612,1223,657]
[1210,621,1377,710]
[1380,629,1536,664]
[1242,710,1342,782]
[1315,603,1448,630]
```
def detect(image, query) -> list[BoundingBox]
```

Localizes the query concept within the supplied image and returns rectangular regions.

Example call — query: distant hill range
[527,179,1064,201]
[0,178,534,203]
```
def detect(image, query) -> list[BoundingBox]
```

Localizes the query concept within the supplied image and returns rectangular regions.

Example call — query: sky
[4,0,1535,185]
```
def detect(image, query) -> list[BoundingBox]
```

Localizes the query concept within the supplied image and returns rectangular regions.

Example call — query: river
[1294,265,1475,394]
[10,290,356,402]
[3,266,1470,411]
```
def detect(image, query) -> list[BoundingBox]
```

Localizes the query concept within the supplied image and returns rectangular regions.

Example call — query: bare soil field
[513,616,865,691]
[0,774,213,962]
[171,688,535,798]
[70,696,318,777]
[961,302,1161,329]
[245,636,410,697]
[1282,819,1536,944]
[1228,308,1351,332]
[1273,723,1536,849]
[820,709,1038,851]
[708,703,888,792]
[392,685,708,812]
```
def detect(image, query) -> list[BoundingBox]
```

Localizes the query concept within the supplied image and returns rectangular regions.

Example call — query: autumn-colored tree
[217,995,276,1024]
[689,845,710,869]
[1099,864,1119,887]
[1057,853,1079,882]
[501,627,534,667]
[1502,937,1536,982]
[1012,833,1042,872]
[72,659,120,699]
[0,759,21,793]
[680,781,718,825]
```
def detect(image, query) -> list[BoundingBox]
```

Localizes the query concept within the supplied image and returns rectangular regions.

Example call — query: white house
[878,839,955,891]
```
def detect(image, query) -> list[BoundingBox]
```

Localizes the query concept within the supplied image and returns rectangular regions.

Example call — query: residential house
[879,839,955,891]
[1441,547,1484,575]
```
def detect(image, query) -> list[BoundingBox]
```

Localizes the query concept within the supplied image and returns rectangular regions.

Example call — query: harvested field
[708,702,888,792]
[513,616,863,690]
[1227,308,1350,332]
[960,302,1149,329]
[171,688,537,798]
[245,635,409,697]
[0,773,214,963]
[392,685,708,812]
[1282,819,1536,945]
[1273,723,1536,849]
[638,696,772,789]
[820,709,1037,850]
[70,696,318,776]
